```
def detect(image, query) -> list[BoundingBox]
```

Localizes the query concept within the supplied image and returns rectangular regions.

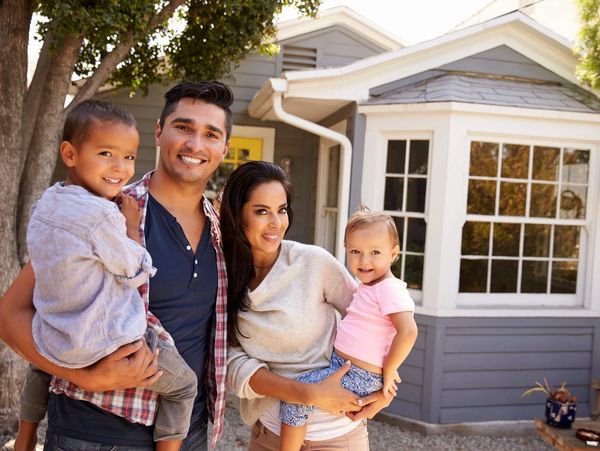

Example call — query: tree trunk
[17,32,83,264]
[0,0,35,432]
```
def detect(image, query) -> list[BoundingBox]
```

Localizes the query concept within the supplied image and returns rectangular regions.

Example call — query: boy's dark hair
[159,81,234,141]
[63,100,137,147]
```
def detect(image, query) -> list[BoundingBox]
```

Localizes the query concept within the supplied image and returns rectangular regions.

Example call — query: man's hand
[75,339,160,392]
[346,390,392,422]
[116,194,142,243]
[310,361,363,415]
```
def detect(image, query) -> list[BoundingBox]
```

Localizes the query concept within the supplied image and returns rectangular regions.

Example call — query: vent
[282,45,317,71]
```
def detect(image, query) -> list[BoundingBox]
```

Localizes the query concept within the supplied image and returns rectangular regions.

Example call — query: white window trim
[370,131,434,303]
[231,125,275,162]
[458,135,597,308]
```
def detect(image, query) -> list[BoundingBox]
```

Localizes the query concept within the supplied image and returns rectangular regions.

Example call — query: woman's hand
[309,361,364,415]
[345,389,392,421]
[74,339,161,392]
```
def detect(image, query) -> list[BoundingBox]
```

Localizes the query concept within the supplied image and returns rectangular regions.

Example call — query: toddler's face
[63,121,139,199]
[345,223,399,285]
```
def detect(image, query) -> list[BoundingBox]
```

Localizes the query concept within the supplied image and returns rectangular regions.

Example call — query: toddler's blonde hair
[344,206,399,248]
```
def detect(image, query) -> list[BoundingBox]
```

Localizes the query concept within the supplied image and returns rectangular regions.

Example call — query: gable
[280,25,390,69]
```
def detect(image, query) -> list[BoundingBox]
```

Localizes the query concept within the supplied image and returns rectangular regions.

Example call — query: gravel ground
[0,402,552,451]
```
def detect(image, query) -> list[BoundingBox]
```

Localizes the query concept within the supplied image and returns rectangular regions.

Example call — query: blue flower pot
[545,398,576,428]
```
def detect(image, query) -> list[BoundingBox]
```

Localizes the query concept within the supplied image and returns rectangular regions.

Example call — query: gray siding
[438,45,565,82]
[280,25,388,69]
[384,315,600,424]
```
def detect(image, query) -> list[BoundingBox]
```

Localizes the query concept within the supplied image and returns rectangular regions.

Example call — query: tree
[0,0,319,431]
[575,0,600,90]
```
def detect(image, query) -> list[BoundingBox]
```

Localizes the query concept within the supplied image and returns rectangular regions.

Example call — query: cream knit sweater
[227,240,357,427]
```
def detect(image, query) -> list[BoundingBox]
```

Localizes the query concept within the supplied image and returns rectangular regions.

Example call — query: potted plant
[522,378,577,428]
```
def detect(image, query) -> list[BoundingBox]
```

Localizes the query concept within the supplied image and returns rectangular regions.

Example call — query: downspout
[271,90,352,262]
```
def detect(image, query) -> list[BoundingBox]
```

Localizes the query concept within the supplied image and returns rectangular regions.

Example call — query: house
[92,6,600,426]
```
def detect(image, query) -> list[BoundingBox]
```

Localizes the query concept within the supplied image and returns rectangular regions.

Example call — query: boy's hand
[116,194,142,242]
[382,369,401,400]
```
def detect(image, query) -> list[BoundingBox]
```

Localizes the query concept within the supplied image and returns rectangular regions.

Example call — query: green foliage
[34,0,320,95]
[575,0,600,90]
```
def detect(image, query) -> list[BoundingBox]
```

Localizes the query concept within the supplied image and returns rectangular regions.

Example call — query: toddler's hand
[116,194,142,242]
[382,369,401,400]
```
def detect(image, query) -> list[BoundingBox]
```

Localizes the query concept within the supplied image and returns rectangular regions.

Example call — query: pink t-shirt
[334,277,414,367]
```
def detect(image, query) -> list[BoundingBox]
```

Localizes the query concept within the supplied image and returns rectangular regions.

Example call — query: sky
[278,0,495,45]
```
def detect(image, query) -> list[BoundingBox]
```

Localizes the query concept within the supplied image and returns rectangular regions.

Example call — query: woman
[221,161,392,450]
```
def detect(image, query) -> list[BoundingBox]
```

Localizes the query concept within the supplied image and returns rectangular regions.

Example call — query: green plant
[522,378,577,403]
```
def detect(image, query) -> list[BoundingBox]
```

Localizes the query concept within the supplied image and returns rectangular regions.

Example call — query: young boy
[278,208,419,451]
[14,100,197,451]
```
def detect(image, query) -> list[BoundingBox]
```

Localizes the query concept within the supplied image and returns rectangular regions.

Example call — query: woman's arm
[228,344,363,415]
[249,365,364,414]
[0,263,160,391]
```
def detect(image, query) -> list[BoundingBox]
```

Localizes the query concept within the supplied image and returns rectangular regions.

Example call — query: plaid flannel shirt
[50,171,228,447]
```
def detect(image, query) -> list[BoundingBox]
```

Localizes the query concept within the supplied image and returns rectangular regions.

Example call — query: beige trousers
[247,419,370,451]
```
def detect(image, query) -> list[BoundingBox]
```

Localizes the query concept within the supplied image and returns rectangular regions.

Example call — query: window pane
[522,261,548,293]
[501,144,529,179]
[532,146,559,181]
[559,185,586,219]
[404,255,424,290]
[406,218,426,253]
[551,261,577,293]
[470,141,498,177]
[462,221,490,255]
[460,259,488,292]
[386,140,406,173]
[467,180,496,215]
[490,260,518,292]
[530,183,557,218]
[384,178,404,211]
[562,149,589,184]
[393,217,404,252]
[499,182,526,216]
[493,223,520,256]
[524,224,550,257]
[553,226,580,259]
[408,140,429,174]
[406,178,427,213]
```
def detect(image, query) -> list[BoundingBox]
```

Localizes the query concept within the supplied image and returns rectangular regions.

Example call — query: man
[0,81,231,450]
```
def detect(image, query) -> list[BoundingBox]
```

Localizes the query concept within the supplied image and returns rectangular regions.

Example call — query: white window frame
[458,135,596,308]
[377,131,433,303]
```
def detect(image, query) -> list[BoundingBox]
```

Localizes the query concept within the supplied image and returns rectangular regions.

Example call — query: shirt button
[186,245,191,251]
[194,260,198,264]
[193,273,198,278]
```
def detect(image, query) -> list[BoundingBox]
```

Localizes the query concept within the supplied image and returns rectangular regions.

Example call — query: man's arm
[0,263,160,391]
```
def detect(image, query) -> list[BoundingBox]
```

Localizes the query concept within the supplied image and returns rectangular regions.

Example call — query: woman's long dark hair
[220,161,294,346]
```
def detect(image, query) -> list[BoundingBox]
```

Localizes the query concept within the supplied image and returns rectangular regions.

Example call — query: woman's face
[242,181,289,261]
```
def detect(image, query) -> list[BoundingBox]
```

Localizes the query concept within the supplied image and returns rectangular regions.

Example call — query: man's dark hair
[159,81,234,141]
[62,100,137,147]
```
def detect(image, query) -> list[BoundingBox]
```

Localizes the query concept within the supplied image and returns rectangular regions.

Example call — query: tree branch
[68,0,186,110]
[22,23,55,156]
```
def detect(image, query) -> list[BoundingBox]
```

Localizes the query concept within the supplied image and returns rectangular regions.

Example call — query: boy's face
[61,121,139,200]
[345,223,400,285]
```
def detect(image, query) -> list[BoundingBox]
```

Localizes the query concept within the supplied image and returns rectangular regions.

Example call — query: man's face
[155,97,229,187]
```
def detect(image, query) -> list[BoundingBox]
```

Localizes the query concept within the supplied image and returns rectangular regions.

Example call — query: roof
[276,6,405,51]
[365,72,600,113]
